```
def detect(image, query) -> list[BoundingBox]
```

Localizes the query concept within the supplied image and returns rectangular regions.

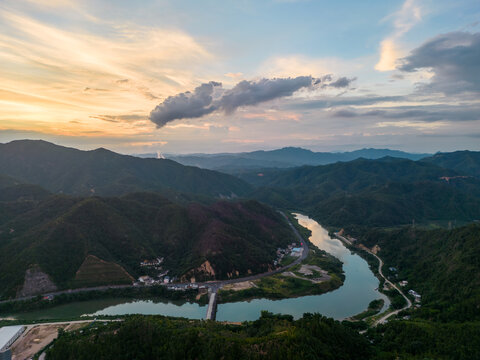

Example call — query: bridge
[205,289,217,320]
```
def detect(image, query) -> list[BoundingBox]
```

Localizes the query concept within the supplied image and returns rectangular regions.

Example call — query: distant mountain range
[0,140,251,198]
[138,147,431,172]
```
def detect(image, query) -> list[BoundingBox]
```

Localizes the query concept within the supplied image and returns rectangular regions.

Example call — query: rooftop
[0,325,24,351]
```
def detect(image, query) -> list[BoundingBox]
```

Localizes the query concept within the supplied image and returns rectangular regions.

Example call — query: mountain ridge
[0,140,252,198]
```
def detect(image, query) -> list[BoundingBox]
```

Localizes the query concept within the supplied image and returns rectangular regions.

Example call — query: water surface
[7,214,388,321]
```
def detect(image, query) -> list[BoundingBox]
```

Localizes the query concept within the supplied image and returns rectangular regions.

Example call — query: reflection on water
[215,214,389,321]
[7,214,389,321]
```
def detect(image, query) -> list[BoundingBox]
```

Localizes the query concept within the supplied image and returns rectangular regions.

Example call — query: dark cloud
[218,76,315,114]
[289,95,406,110]
[327,76,356,88]
[399,31,480,94]
[150,81,221,127]
[331,105,480,122]
[149,76,319,127]
[333,109,358,118]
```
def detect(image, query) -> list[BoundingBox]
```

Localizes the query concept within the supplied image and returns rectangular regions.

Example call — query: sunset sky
[1,0,479,154]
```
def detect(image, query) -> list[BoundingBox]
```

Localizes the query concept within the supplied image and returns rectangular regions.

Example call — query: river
[8,214,389,321]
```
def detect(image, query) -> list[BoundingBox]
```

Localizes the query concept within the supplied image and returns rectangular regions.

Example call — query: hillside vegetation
[46,313,373,360]
[422,150,480,177]
[0,189,294,299]
[242,157,480,227]
[0,140,251,198]
[361,223,480,322]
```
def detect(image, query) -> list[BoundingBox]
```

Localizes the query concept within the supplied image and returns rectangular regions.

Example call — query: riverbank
[218,246,344,303]
[2,214,388,323]
[331,232,411,324]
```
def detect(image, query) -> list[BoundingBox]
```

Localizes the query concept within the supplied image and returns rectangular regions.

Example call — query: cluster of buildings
[167,284,206,291]
[274,242,301,266]
[135,273,176,286]
[0,325,25,360]
[135,257,175,286]
[140,257,164,268]
[408,289,422,303]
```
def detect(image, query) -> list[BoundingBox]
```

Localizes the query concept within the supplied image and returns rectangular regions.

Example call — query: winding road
[368,250,412,326]
[334,233,412,325]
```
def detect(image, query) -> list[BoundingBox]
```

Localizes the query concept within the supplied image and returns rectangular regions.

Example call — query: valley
[1,141,479,359]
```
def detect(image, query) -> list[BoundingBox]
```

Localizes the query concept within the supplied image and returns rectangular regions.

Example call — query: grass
[218,248,344,303]
[351,299,385,321]
[71,255,134,288]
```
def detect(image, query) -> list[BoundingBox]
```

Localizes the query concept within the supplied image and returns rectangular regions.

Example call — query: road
[207,212,308,289]
[366,250,412,326]
[2,212,309,305]
[333,233,412,325]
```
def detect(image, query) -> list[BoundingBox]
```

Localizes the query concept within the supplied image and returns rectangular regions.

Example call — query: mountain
[361,223,480,322]
[244,157,480,227]
[162,147,430,172]
[0,140,251,198]
[0,190,294,299]
[422,150,480,178]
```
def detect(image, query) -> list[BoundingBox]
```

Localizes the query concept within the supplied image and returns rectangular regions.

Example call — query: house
[408,289,421,301]
[138,276,152,283]
[163,276,170,284]
[399,280,408,287]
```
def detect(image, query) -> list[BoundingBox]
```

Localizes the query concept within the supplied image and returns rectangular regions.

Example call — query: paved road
[333,233,412,326]
[2,212,309,304]
[367,251,412,326]
[202,212,309,291]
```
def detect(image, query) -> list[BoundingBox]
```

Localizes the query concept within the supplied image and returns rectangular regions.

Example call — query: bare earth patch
[11,323,90,360]
[282,268,330,283]
[17,265,57,297]
[222,281,258,291]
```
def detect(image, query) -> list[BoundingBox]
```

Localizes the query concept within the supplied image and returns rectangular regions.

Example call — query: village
[133,242,304,292]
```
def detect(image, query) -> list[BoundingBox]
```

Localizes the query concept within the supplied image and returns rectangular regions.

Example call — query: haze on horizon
[1,0,479,154]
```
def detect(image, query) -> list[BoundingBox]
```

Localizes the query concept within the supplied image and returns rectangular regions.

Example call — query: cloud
[326,76,356,88]
[150,81,221,127]
[90,114,148,123]
[375,0,422,71]
[398,31,480,94]
[0,7,214,137]
[332,109,358,118]
[331,105,480,122]
[218,76,315,114]
[150,76,319,127]
[289,95,406,110]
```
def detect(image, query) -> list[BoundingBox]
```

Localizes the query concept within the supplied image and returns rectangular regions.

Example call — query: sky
[1,0,479,154]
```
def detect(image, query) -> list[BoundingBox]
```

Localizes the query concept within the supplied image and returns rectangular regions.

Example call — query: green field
[71,255,134,288]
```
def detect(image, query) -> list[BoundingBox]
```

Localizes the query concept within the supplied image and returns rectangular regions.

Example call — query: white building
[0,325,25,360]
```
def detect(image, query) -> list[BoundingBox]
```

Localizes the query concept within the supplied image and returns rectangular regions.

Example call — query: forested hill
[47,313,373,360]
[0,189,293,300]
[0,140,251,198]
[242,157,480,227]
[422,150,480,178]
[361,223,480,322]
